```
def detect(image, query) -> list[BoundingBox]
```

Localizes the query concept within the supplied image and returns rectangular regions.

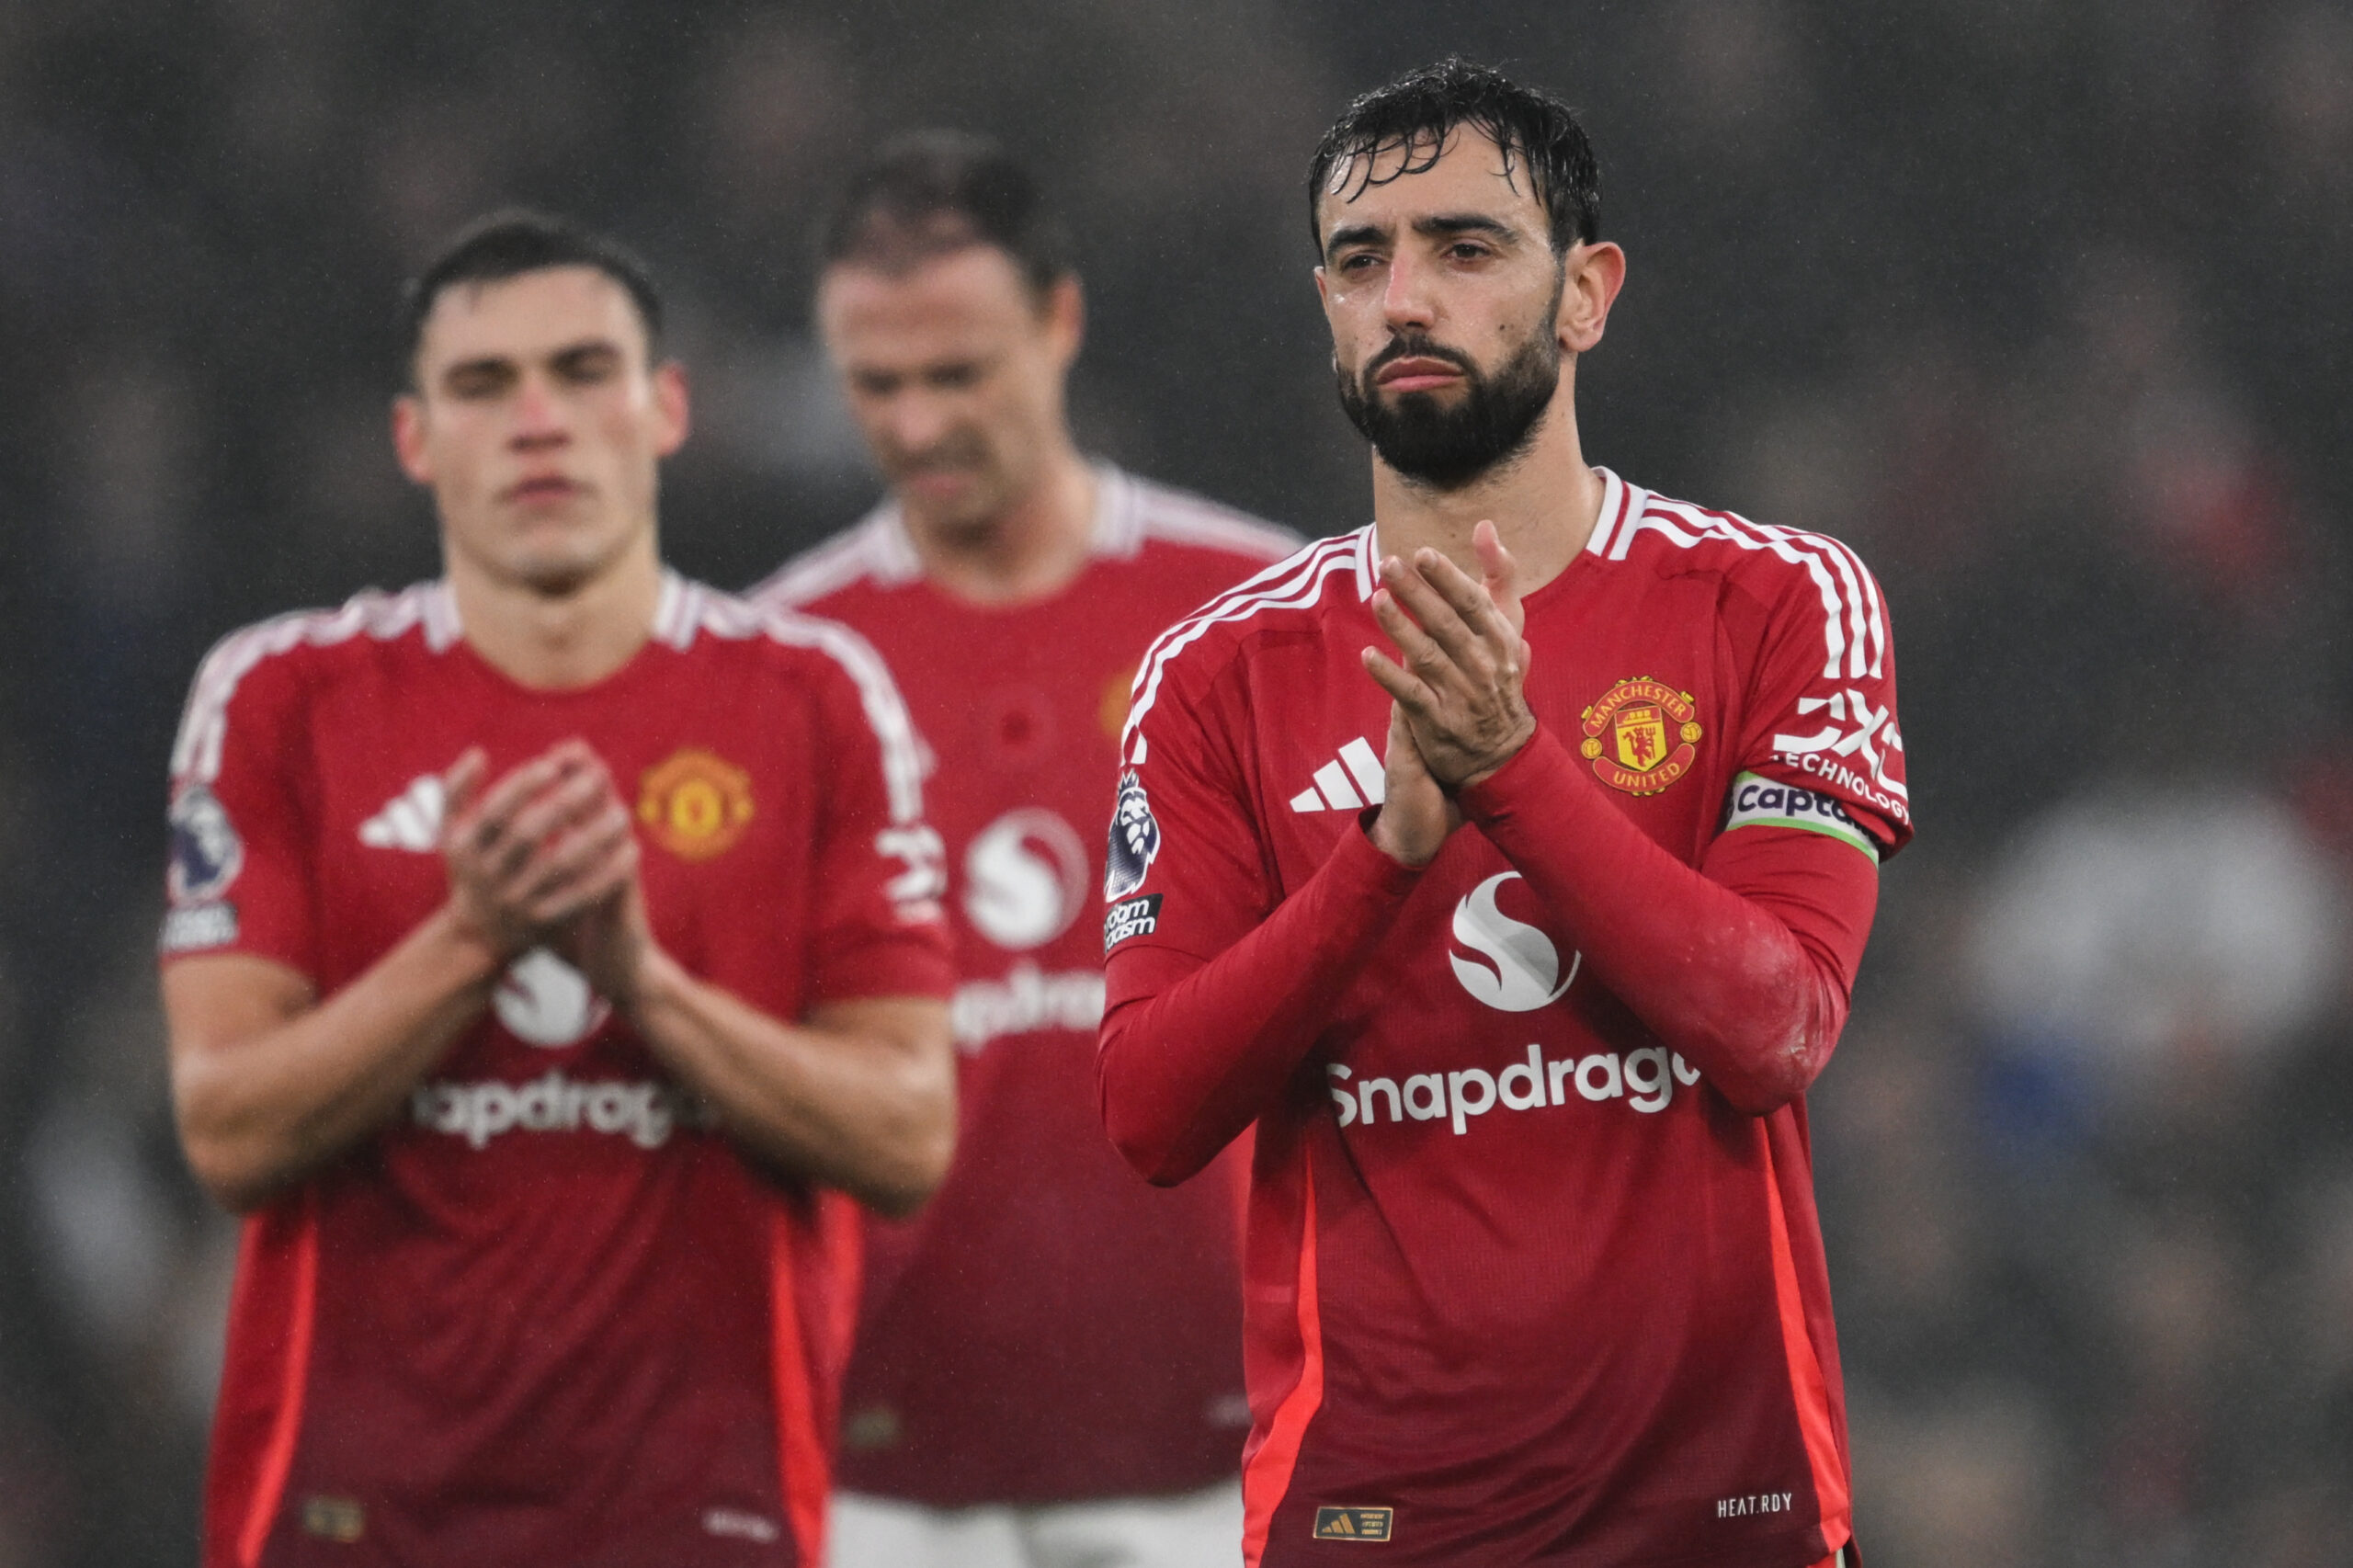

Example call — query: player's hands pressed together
[440,740,642,964]
[1361,520,1536,862]
[160,733,647,1213]
[449,745,953,1214]
[1369,702,1461,868]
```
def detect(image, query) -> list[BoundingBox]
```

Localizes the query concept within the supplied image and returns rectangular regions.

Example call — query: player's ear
[650,361,689,457]
[1559,241,1626,356]
[1042,275,1085,369]
[391,393,434,485]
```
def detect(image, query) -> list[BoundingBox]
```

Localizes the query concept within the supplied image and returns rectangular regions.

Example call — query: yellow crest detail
[638,748,755,861]
[1578,678,1701,797]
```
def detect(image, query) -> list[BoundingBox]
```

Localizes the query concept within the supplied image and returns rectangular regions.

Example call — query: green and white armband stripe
[1721,771,1880,862]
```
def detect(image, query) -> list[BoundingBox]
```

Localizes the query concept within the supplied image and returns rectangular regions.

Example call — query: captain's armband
[1719,771,1880,864]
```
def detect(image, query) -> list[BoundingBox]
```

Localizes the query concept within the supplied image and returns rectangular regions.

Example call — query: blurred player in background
[158,211,956,1567]
[754,132,1296,1568]
[1100,60,1910,1566]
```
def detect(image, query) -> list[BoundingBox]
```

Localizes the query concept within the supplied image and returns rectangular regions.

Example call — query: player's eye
[1447,242,1493,262]
[850,371,902,398]
[1336,252,1383,274]
[552,347,622,384]
[926,363,982,391]
[443,363,516,400]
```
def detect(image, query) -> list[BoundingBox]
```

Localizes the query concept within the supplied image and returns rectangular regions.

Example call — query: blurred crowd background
[2,2,2348,1563]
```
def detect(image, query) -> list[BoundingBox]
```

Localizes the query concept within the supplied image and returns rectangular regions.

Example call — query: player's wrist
[419,901,516,990]
[608,938,688,1028]
[1452,714,1539,792]
[1364,803,1444,869]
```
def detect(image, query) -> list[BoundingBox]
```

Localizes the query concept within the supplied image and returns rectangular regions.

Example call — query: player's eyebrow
[438,353,519,391]
[547,338,624,374]
[1414,213,1521,244]
[1323,221,1388,260]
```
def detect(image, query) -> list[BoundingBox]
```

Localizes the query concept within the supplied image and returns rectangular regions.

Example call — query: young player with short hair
[1101,60,1908,1567]
[160,211,955,1567]
[755,131,1296,1568]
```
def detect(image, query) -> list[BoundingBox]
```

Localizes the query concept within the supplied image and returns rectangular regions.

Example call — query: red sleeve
[801,636,956,1006]
[1098,657,1421,1184]
[158,639,321,977]
[1459,726,1879,1114]
[1727,549,1912,855]
[1100,822,1419,1184]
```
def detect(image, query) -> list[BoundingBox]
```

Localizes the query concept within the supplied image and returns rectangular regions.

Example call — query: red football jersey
[1107,471,1909,1566]
[753,464,1296,1505]
[160,574,955,1568]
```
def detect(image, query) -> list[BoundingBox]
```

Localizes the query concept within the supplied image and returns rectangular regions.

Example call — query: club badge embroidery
[637,748,755,861]
[1578,677,1702,796]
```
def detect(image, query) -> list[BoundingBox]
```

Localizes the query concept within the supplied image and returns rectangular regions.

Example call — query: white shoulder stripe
[170,583,453,789]
[748,516,903,608]
[1586,469,1638,558]
[1120,530,1365,765]
[1717,503,1886,679]
[685,590,927,824]
[1697,504,1883,678]
[1617,497,1881,681]
[1137,506,1302,561]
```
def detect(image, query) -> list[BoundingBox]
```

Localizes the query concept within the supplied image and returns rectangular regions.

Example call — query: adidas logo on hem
[360,776,446,852]
[1290,737,1385,812]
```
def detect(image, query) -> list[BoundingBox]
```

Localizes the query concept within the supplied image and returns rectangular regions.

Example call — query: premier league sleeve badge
[1103,769,1161,901]
[167,783,245,904]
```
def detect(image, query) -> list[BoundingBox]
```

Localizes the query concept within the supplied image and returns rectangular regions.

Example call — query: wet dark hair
[819,130,1074,301]
[1307,57,1600,256]
[401,209,665,377]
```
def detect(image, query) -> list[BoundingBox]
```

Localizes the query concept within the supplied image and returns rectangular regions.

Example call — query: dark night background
[2,3,2349,1562]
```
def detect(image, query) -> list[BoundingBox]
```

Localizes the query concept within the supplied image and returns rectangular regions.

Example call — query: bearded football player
[753,133,1295,1567]
[1100,59,1908,1568]
[159,211,956,1567]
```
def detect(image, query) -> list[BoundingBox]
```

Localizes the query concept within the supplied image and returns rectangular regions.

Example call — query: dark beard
[1336,325,1561,491]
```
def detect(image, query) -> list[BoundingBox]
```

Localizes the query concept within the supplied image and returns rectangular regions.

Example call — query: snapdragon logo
[410,1072,703,1151]
[950,962,1107,1052]
[963,809,1090,951]
[1328,1046,1702,1136]
[494,949,609,1048]
[1449,873,1577,1012]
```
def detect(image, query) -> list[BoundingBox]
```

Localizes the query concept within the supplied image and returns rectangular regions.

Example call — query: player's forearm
[621,952,954,1216]
[1459,727,1856,1114]
[1098,821,1422,1185]
[166,908,504,1211]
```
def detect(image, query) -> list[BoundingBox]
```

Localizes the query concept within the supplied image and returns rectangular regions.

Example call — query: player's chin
[505,540,618,598]
[906,475,1006,534]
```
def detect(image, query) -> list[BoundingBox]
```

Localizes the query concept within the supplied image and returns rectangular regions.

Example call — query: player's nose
[884,392,956,454]
[1380,251,1438,331]
[507,373,572,447]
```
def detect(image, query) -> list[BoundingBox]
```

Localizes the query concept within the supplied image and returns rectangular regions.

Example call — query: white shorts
[827,1480,1243,1568]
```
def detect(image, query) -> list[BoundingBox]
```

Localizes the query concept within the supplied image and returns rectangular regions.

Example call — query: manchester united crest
[1578,677,1702,796]
[637,748,755,861]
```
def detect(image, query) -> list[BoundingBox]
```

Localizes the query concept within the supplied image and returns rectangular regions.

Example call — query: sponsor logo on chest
[963,808,1089,950]
[1325,871,1704,1134]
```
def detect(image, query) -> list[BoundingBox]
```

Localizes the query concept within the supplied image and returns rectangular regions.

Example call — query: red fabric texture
[1459,724,1879,1113]
[761,472,1296,1506]
[166,579,949,1568]
[1100,816,1420,1184]
[1100,747,1878,1179]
